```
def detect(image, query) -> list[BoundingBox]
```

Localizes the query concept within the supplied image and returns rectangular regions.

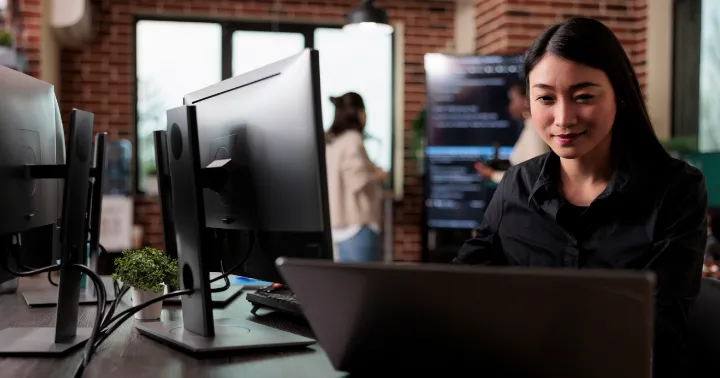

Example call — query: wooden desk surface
[0,277,344,378]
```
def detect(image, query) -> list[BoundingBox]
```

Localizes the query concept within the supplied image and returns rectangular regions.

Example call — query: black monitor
[154,130,245,306]
[0,67,64,237]
[0,66,63,293]
[19,136,112,308]
[135,48,331,355]
[0,68,97,355]
[0,67,111,309]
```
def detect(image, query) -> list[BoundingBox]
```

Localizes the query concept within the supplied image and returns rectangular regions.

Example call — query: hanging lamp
[343,0,393,35]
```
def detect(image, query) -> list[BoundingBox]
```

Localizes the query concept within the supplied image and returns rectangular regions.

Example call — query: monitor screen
[423,54,524,229]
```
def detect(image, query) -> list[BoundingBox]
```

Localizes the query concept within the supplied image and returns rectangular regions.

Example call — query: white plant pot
[131,287,163,320]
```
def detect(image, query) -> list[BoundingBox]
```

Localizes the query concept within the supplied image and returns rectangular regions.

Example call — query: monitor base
[0,327,92,356]
[22,276,116,307]
[163,285,243,307]
[134,318,315,355]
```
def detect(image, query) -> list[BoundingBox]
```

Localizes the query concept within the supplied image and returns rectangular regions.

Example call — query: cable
[69,264,106,378]
[90,288,193,356]
[0,245,103,378]
[101,284,129,328]
[210,231,255,284]
[211,260,231,293]
[0,248,60,277]
[98,243,108,257]
[47,270,58,286]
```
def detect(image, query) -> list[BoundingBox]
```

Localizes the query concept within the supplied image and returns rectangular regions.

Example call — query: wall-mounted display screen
[424,54,523,229]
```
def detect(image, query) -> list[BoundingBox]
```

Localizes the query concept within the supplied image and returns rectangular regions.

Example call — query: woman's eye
[575,94,594,102]
[536,96,554,104]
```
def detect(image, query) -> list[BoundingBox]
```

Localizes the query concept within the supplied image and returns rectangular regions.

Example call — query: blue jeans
[336,226,382,262]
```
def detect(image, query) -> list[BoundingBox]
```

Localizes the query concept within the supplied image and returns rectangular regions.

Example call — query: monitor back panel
[0,67,60,235]
[185,49,328,235]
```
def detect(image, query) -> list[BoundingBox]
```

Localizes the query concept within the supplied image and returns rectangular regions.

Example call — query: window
[135,19,394,193]
[314,27,394,173]
[135,20,221,192]
[699,0,720,151]
[232,31,305,75]
[672,0,720,151]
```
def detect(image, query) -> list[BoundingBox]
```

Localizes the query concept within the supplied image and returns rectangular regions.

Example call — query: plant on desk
[111,247,178,320]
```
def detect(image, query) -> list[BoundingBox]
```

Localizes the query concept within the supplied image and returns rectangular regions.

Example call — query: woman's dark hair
[326,92,365,142]
[524,17,669,161]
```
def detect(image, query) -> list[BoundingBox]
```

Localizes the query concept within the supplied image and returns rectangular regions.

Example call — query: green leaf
[111,247,178,293]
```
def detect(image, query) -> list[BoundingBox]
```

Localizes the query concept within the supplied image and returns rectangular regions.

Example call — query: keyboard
[246,285,303,316]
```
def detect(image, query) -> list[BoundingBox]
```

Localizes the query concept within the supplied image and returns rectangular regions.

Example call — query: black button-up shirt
[454,152,708,377]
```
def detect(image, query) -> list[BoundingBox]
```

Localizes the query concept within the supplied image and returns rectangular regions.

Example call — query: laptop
[276,258,655,377]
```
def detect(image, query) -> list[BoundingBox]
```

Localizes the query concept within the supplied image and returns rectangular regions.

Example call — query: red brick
[477,0,647,92]
[12,0,454,258]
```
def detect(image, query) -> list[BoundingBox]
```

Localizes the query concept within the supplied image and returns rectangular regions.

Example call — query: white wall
[646,0,673,140]
[455,0,476,54]
[41,0,60,95]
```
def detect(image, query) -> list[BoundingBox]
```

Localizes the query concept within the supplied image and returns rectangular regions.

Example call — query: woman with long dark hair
[454,18,707,377]
[325,92,386,262]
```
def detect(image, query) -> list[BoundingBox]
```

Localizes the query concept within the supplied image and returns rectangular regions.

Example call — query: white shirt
[491,119,550,184]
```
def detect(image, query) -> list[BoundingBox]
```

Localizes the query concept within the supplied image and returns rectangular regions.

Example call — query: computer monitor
[0,67,63,237]
[0,67,111,308]
[182,49,332,285]
[20,134,113,307]
[154,130,244,306]
[0,66,62,291]
[134,48,331,355]
[0,70,97,354]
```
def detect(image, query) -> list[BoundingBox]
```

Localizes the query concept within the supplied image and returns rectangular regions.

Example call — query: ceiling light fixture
[343,0,393,35]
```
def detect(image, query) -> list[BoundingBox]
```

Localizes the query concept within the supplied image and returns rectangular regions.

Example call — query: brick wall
[57,0,455,261]
[475,0,647,88]
[8,0,42,77]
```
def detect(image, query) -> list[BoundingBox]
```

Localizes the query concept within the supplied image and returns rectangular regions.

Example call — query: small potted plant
[0,29,14,65]
[0,30,13,49]
[111,247,178,320]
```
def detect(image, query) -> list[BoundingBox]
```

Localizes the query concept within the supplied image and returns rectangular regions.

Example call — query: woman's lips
[554,131,586,145]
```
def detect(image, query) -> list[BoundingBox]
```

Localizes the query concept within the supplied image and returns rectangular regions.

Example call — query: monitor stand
[134,318,312,355]
[162,272,243,307]
[22,275,116,307]
[136,106,314,355]
[0,110,97,355]
[153,132,243,308]
[23,131,114,307]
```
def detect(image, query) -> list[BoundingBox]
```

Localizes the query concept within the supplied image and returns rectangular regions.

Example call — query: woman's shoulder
[659,157,706,195]
[628,155,707,215]
[326,130,364,152]
[332,130,363,144]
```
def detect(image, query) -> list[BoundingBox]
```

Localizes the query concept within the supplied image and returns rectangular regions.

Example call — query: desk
[0,277,343,378]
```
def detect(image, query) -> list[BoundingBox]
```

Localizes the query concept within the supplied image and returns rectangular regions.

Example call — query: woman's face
[528,54,617,160]
[358,108,367,127]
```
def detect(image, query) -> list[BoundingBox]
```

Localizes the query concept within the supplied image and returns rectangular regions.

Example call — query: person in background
[325,92,386,262]
[475,81,550,183]
[453,18,707,378]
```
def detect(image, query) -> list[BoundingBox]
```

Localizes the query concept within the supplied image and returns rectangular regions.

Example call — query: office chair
[687,277,720,375]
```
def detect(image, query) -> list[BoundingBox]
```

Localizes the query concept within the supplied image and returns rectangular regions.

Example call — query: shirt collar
[528,151,635,205]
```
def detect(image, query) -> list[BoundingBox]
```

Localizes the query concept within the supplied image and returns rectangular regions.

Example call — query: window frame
[133,15,396,194]
[671,0,702,139]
